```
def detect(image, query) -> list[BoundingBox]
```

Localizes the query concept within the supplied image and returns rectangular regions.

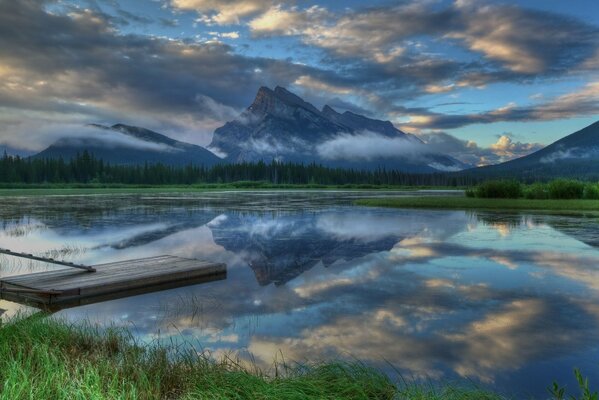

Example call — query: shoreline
[0,315,508,399]
[0,185,464,197]
[356,196,599,212]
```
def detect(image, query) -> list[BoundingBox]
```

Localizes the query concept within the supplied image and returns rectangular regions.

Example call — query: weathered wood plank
[45,261,213,289]
[6,258,215,289]
[4,256,182,287]
[0,255,227,306]
[55,260,216,290]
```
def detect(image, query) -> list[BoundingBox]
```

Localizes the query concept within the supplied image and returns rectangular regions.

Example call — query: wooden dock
[0,255,226,308]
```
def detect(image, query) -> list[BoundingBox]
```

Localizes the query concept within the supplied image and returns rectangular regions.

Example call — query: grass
[465,179,599,200]
[0,183,462,197]
[356,197,599,212]
[0,315,508,400]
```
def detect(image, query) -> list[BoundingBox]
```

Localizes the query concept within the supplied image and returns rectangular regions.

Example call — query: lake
[1,191,598,397]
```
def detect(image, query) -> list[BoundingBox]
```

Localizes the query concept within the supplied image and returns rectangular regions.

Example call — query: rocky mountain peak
[321,104,339,117]
[247,86,276,115]
[247,85,321,118]
[210,85,467,171]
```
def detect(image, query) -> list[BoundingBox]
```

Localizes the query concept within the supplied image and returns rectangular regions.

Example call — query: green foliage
[471,179,599,200]
[583,183,599,199]
[0,152,474,187]
[548,368,598,400]
[0,316,512,400]
[474,180,522,198]
[548,179,585,199]
[357,197,599,211]
[523,182,550,199]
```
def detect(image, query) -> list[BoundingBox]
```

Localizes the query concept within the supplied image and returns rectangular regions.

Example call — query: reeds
[0,315,509,400]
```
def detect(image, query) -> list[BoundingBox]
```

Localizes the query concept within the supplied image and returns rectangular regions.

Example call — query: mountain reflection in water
[0,191,598,397]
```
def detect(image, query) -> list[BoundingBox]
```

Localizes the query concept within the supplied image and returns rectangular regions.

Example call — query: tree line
[0,151,480,186]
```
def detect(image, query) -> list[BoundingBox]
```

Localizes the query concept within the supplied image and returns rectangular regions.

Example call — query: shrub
[583,183,599,200]
[474,180,522,198]
[548,179,585,199]
[524,182,549,199]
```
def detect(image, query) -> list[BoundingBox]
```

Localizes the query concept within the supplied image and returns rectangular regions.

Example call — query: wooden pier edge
[0,255,227,307]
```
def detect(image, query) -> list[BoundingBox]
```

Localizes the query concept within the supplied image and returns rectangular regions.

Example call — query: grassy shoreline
[356,196,599,212]
[0,184,463,197]
[0,316,504,400]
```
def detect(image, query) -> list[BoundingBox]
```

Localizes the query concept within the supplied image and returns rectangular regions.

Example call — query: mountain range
[462,120,599,179]
[26,86,599,177]
[30,86,466,172]
[34,124,222,167]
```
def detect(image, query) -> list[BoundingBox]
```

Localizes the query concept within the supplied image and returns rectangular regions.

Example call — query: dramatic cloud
[0,0,334,147]
[404,81,599,130]
[245,1,599,128]
[1,0,599,153]
[416,132,543,166]
[314,129,542,166]
[170,0,286,25]
[249,5,328,36]
[489,135,543,160]
[448,2,598,74]
[249,1,599,79]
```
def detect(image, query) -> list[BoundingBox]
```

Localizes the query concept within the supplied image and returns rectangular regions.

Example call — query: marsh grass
[0,183,458,197]
[356,197,599,212]
[465,179,599,200]
[0,315,511,400]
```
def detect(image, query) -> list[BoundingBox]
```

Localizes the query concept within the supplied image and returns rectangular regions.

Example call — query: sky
[1,0,599,165]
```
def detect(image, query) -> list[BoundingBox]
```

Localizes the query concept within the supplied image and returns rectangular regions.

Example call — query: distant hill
[33,124,223,167]
[0,144,34,157]
[209,86,468,173]
[463,121,599,179]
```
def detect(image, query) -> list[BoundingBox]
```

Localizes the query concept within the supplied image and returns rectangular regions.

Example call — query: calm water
[1,191,599,397]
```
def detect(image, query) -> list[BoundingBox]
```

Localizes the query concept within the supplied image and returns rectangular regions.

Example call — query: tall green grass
[467,179,599,200]
[0,316,595,399]
[0,315,508,400]
[466,180,522,198]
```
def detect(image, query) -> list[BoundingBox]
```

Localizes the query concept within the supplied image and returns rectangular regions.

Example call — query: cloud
[415,131,543,166]
[209,31,240,39]
[0,0,339,147]
[2,0,599,152]
[170,0,285,25]
[539,148,582,164]
[249,5,328,36]
[316,131,425,161]
[402,81,599,130]
[244,1,599,127]
[489,135,543,160]
[451,2,599,74]
[314,129,542,166]
[249,1,599,78]
[0,123,179,153]
[250,2,449,63]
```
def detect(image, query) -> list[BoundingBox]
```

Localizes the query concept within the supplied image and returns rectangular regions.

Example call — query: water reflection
[0,191,598,397]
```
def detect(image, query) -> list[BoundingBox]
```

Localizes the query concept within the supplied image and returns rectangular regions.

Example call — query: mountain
[34,124,223,167]
[464,121,599,179]
[209,86,467,172]
[0,144,34,157]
